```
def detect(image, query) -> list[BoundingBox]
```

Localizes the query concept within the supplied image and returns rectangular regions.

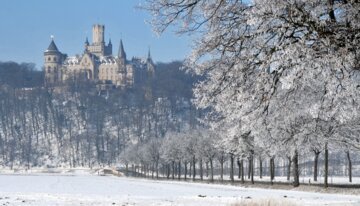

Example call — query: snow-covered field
[0,172,359,206]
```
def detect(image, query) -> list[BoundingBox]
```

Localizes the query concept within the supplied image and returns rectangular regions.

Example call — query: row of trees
[143,0,360,187]
[120,128,358,185]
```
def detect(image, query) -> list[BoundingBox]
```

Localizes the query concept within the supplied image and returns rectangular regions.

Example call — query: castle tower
[92,24,104,44]
[87,24,107,57]
[44,37,63,85]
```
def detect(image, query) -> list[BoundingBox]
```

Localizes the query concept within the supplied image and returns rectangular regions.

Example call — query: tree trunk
[167,164,170,179]
[156,161,159,179]
[174,163,177,178]
[220,159,224,181]
[313,151,320,182]
[250,155,254,184]
[200,159,203,181]
[189,163,192,178]
[237,158,241,179]
[145,165,148,177]
[293,150,300,187]
[271,158,275,181]
[142,165,145,177]
[205,161,209,177]
[230,154,234,182]
[241,159,244,183]
[152,163,154,178]
[184,161,188,180]
[287,156,292,181]
[259,158,263,179]
[346,150,352,183]
[178,161,181,180]
[125,163,128,176]
[210,158,214,182]
[324,143,329,188]
[192,156,196,181]
[270,157,275,185]
[248,157,251,179]
[172,161,175,179]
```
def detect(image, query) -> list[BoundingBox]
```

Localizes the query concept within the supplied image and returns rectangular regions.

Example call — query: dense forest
[0,60,202,168]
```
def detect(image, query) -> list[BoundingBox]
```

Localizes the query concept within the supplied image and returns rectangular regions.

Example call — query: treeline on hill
[0,60,202,168]
[0,62,43,88]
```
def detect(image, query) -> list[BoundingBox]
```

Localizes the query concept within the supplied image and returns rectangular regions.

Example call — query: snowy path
[0,174,359,205]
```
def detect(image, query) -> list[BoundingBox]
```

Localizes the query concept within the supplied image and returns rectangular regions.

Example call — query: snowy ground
[0,172,359,205]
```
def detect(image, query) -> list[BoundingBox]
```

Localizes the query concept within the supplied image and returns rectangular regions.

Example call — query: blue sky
[0,0,191,69]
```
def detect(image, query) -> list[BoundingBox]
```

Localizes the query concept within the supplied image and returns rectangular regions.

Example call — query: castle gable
[80,53,95,69]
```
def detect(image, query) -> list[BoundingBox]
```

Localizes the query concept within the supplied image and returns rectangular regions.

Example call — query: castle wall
[99,63,120,84]
[126,64,134,85]
[87,44,104,57]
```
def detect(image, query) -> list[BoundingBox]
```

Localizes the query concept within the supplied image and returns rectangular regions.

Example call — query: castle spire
[147,46,154,65]
[118,39,126,60]
[147,46,151,60]
[85,37,89,46]
[84,37,89,52]
[146,46,155,77]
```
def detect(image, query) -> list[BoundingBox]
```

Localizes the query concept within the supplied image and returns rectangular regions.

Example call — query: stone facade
[44,24,154,87]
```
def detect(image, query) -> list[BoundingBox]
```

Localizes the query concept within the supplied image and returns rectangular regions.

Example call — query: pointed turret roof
[46,40,59,52]
[118,39,126,59]
[44,39,61,55]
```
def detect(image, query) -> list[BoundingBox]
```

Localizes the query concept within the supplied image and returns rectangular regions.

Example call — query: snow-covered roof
[63,56,80,65]
[99,56,117,65]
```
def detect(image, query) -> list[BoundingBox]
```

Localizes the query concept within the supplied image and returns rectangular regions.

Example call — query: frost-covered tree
[198,130,218,181]
[144,0,360,187]
[145,138,162,178]
[161,132,184,179]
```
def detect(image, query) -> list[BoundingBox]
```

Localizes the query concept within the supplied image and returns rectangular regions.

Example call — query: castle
[44,24,155,87]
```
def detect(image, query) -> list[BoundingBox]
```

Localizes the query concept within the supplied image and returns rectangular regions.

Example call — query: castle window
[47,66,51,73]
[48,57,51,61]
[53,57,57,62]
